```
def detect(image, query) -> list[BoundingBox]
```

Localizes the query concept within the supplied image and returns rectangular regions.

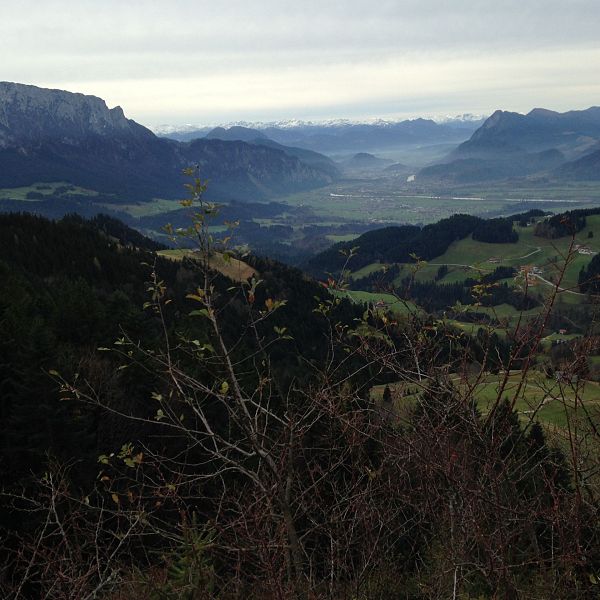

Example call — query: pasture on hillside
[349,214,600,314]
[372,370,600,430]
[330,289,419,316]
[157,249,257,282]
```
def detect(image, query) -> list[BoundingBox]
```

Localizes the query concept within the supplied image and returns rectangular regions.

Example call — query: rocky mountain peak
[0,81,338,201]
[205,125,268,142]
[0,81,150,147]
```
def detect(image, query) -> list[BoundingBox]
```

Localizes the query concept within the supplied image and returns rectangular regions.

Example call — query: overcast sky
[1,0,599,126]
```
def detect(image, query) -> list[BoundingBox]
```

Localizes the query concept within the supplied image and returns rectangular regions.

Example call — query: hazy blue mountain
[261,119,480,154]
[383,161,409,174]
[158,118,483,155]
[204,126,339,178]
[181,137,337,199]
[419,149,565,183]
[248,138,340,179]
[456,106,600,159]
[205,125,269,142]
[0,82,337,201]
[155,125,213,141]
[557,149,600,180]
[341,152,394,171]
[418,106,600,183]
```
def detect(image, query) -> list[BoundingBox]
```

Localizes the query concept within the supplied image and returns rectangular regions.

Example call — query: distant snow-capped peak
[433,113,487,124]
[151,123,209,135]
[148,114,488,135]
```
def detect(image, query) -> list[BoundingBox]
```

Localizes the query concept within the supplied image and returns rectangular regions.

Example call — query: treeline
[511,208,547,226]
[352,264,533,313]
[394,278,539,313]
[579,252,600,294]
[472,217,518,243]
[464,265,517,285]
[88,213,167,251]
[534,206,600,239]
[306,213,522,277]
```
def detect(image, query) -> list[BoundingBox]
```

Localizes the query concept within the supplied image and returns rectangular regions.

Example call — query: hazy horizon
[2,0,599,126]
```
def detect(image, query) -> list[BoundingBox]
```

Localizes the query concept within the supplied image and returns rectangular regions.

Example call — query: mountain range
[0,82,337,201]
[1,81,599,205]
[159,118,485,154]
[340,152,395,172]
[419,106,600,183]
[203,125,340,178]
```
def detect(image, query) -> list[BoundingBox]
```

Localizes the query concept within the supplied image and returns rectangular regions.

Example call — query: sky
[1,0,599,127]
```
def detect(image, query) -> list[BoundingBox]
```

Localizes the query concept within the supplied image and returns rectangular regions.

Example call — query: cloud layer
[2,1,599,124]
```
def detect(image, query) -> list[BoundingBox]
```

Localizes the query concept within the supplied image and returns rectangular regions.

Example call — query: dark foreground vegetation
[1,190,600,599]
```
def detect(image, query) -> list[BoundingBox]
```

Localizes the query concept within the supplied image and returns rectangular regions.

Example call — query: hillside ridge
[0,82,337,201]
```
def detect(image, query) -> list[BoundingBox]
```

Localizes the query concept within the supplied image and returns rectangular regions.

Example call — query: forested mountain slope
[0,82,337,201]
[305,213,521,276]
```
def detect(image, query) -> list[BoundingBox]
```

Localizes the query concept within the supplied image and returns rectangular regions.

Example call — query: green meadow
[372,371,600,429]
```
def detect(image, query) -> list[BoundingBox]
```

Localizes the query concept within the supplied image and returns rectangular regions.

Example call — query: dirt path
[429,262,482,270]
[532,274,585,296]
[430,247,542,272]
[514,247,542,260]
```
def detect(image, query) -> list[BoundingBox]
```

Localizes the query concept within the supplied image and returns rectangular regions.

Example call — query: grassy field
[445,318,508,338]
[281,185,517,225]
[0,182,99,200]
[348,213,600,314]
[326,233,361,243]
[100,197,183,217]
[331,289,418,316]
[434,229,541,266]
[472,303,542,323]
[351,262,386,279]
[540,332,581,349]
[349,213,600,282]
[157,249,256,282]
[466,371,600,428]
[278,179,600,227]
[449,180,600,202]
[372,370,600,429]
[356,213,600,432]
[435,221,600,286]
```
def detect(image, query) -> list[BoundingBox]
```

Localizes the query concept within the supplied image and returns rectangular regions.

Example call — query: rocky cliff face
[0,82,152,148]
[0,82,336,201]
